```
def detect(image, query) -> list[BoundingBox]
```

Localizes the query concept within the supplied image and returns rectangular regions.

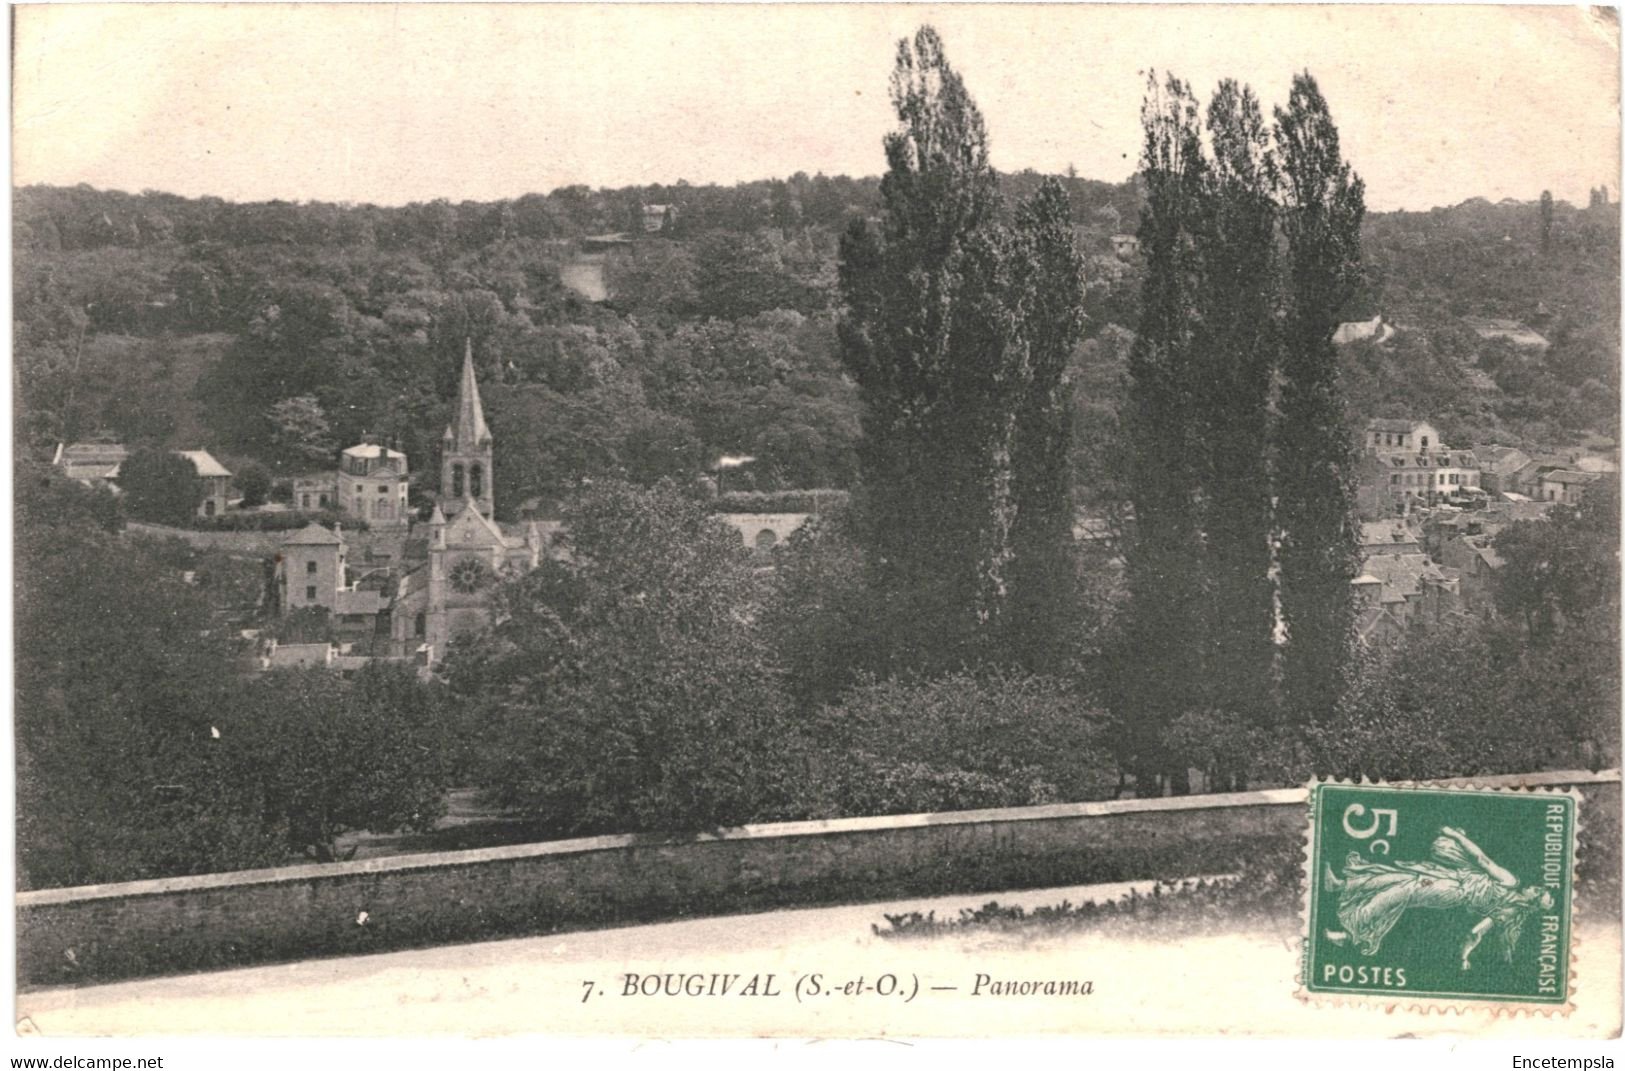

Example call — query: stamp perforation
[1296,776,1583,1018]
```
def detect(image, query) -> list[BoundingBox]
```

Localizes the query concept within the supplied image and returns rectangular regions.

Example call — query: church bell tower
[442,338,495,518]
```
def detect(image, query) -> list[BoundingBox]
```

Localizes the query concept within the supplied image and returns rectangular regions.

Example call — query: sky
[11,4,1621,212]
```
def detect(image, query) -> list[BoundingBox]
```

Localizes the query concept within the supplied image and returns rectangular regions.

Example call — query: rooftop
[1544,469,1601,486]
[1367,417,1428,434]
[176,450,231,478]
[342,443,407,461]
[282,522,344,547]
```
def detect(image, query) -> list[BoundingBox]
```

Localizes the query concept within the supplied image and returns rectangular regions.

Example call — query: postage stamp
[1302,782,1578,1009]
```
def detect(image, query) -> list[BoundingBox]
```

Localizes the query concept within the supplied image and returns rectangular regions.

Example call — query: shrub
[235,462,272,508]
[119,448,203,525]
[1306,618,1604,780]
[804,673,1112,818]
[185,509,367,533]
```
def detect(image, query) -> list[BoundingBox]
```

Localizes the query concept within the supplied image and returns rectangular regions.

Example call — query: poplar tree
[1272,73,1366,723]
[837,26,1028,672]
[1116,74,1208,792]
[1194,80,1280,723]
[1007,178,1088,672]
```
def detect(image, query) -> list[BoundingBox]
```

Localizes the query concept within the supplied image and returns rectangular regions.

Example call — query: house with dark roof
[1537,468,1601,505]
[1439,534,1506,613]
[1474,445,1533,494]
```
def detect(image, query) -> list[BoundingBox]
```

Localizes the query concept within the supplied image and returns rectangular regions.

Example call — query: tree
[759,507,878,710]
[1193,80,1280,720]
[1273,72,1366,724]
[603,239,697,319]
[1539,189,1555,253]
[233,664,456,862]
[1492,480,1620,643]
[1006,179,1089,672]
[836,25,1028,673]
[235,461,272,508]
[118,447,202,524]
[268,395,338,468]
[454,481,794,834]
[16,495,277,888]
[1113,73,1209,792]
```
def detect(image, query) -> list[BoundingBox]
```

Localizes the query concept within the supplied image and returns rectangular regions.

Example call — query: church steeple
[444,337,491,450]
[441,338,495,518]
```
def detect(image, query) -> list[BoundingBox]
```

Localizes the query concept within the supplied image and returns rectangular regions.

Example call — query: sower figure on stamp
[1324,825,1556,970]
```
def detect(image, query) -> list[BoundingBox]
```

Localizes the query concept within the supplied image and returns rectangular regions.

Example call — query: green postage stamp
[1302,781,1578,1009]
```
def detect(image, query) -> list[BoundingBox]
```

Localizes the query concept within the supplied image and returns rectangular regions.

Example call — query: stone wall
[18,770,1617,989]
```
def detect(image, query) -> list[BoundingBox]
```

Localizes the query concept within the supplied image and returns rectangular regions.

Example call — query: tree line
[13,26,1619,891]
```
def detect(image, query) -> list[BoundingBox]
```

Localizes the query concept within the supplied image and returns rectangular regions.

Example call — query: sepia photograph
[8,1,1623,1050]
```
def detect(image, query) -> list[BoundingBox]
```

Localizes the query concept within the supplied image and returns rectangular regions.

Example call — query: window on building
[306,560,318,574]
[301,493,311,508]
[354,484,363,495]
[414,612,426,637]
[471,463,483,499]
[1421,436,1429,448]
[305,585,317,601]
[204,499,215,517]
[452,463,464,498]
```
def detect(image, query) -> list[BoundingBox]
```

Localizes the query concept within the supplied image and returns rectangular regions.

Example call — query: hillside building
[54,441,231,517]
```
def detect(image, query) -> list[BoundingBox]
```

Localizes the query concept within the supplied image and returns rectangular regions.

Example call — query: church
[272,342,550,666]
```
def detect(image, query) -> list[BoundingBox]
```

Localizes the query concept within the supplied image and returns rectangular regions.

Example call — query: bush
[185,509,367,533]
[1162,709,1304,792]
[1306,619,1606,781]
[16,461,123,533]
[119,448,203,525]
[803,673,1112,818]
[235,462,272,508]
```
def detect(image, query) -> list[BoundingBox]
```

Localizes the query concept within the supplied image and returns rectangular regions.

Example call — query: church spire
[444,338,491,448]
[440,338,496,519]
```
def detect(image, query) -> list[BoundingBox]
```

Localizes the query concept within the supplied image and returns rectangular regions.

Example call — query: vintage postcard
[9,1,1622,1053]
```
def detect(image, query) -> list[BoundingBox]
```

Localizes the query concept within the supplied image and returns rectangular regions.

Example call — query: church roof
[444,339,491,447]
[446,500,509,548]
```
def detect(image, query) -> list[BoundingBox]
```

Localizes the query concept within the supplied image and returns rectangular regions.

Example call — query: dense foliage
[444,481,796,834]
[12,24,1619,889]
[118,447,204,524]
[14,464,456,888]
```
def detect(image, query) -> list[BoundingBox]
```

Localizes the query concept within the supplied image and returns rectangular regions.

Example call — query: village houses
[53,440,232,518]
